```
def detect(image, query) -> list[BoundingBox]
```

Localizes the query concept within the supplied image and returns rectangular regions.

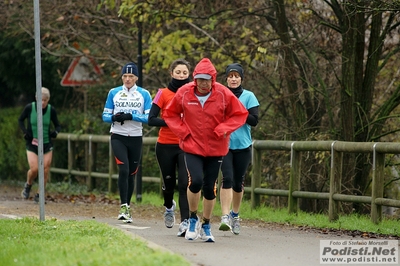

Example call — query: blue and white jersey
[229,90,259,150]
[102,85,152,137]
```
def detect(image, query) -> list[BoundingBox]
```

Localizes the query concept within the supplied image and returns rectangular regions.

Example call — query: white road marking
[119,224,150,230]
[0,214,21,219]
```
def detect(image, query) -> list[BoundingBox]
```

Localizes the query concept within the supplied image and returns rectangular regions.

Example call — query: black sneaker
[34,193,39,203]
[21,183,32,199]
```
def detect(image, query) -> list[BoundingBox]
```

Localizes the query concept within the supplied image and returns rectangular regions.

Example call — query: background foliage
[1,0,400,214]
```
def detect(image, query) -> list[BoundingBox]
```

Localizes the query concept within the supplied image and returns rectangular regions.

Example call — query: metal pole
[33,0,45,220]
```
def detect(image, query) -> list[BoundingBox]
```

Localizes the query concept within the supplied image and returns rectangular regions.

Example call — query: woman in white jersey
[102,62,152,223]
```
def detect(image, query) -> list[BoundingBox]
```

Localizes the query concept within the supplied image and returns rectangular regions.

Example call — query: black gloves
[50,131,58,138]
[24,132,33,141]
[112,112,132,125]
[112,112,125,122]
[119,113,133,121]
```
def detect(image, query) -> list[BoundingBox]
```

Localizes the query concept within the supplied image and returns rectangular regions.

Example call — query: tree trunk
[273,0,307,140]
[353,8,383,212]
[339,1,361,212]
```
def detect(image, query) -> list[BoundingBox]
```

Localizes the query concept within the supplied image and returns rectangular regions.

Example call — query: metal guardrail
[51,133,400,224]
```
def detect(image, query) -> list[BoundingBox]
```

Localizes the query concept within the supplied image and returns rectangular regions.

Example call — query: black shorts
[26,142,54,154]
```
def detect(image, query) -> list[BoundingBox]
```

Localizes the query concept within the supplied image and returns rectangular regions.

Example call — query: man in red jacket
[164,58,248,242]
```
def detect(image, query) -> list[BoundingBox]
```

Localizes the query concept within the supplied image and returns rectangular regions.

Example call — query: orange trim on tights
[114,156,124,165]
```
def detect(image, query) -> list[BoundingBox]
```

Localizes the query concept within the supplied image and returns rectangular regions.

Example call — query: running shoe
[231,216,241,235]
[200,223,215,242]
[177,219,188,237]
[124,205,133,223]
[185,217,200,240]
[34,193,39,203]
[218,214,231,231]
[164,200,176,228]
[118,204,129,220]
[21,183,32,199]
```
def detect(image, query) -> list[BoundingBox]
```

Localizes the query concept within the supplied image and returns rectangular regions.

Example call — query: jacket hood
[192,58,217,86]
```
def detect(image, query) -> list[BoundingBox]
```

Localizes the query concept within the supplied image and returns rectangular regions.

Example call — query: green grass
[0,217,190,266]
[239,204,400,236]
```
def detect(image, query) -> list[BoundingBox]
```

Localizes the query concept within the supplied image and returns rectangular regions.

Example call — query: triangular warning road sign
[60,56,103,86]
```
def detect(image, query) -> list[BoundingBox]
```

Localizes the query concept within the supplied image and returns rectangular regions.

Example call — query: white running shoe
[124,205,133,223]
[177,219,189,237]
[218,214,231,231]
[185,217,200,240]
[231,216,241,235]
[118,204,129,220]
[164,200,176,228]
[200,223,215,242]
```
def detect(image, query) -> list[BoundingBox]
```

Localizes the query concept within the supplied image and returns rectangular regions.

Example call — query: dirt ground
[0,183,288,228]
[0,183,166,220]
[0,183,227,224]
[1,183,399,240]
[0,183,261,226]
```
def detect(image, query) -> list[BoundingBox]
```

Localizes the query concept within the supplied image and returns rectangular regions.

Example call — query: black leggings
[156,143,189,221]
[184,153,222,200]
[221,147,252,192]
[111,134,142,206]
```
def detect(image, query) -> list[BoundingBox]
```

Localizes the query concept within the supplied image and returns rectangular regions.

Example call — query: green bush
[0,107,109,182]
[0,108,27,180]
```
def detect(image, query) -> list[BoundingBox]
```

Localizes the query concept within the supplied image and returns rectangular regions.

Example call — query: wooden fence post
[108,136,113,192]
[87,135,93,190]
[371,143,384,224]
[67,134,73,182]
[288,142,300,214]
[329,141,342,221]
[251,142,261,209]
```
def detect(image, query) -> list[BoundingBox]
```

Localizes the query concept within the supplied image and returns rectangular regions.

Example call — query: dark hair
[169,58,191,73]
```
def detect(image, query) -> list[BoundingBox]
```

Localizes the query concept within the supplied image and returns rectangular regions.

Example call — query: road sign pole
[33,0,45,221]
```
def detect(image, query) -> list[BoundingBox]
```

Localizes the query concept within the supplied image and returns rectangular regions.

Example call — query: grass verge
[239,203,400,236]
[0,217,190,266]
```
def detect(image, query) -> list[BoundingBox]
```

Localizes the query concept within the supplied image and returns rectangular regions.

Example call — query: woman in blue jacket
[219,63,259,235]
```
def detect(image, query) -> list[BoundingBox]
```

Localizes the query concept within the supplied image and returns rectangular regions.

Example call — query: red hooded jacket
[163,58,248,157]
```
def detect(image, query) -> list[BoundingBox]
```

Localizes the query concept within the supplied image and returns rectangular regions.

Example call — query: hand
[24,132,33,141]
[50,131,58,138]
[118,113,133,125]
[119,113,133,121]
[112,112,125,122]
[115,113,132,123]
